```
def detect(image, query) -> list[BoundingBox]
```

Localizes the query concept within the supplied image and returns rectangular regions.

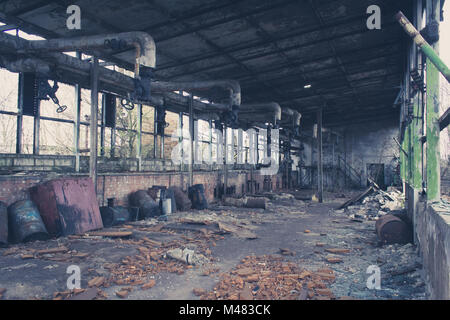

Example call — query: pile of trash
[336,185,405,222]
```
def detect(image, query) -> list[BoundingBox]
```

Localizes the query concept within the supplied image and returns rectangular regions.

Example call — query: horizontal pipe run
[239,102,282,121]
[0,32,230,116]
[19,32,156,69]
[151,80,241,108]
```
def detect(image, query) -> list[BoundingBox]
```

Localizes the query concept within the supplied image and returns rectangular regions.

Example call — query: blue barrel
[8,200,50,243]
[0,201,7,245]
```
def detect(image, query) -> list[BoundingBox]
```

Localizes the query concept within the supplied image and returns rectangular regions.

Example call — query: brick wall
[0,170,282,207]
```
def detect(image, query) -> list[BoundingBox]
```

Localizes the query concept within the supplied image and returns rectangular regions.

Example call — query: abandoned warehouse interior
[0,0,449,301]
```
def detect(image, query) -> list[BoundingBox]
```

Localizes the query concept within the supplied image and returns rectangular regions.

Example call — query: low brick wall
[0,170,282,207]
[416,203,450,299]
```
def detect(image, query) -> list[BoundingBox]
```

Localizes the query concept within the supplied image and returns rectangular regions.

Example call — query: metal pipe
[19,31,156,72]
[90,57,99,195]
[0,32,230,113]
[317,107,323,203]
[74,52,82,172]
[395,11,450,83]
[151,80,241,109]
[239,102,281,121]
[189,94,194,187]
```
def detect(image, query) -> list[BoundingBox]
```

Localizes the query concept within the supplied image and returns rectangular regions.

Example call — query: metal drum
[375,214,412,244]
[8,200,49,243]
[0,201,8,245]
[161,198,172,215]
[100,206,130,228]
[188,184,208,210]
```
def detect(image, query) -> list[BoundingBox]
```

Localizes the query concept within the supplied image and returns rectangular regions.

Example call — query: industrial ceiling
[0,0,412,127]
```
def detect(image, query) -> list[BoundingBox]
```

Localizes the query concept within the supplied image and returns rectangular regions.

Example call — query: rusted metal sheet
[0,201,8,245]
[29,178,103,237]
[376,214,412,244]
[8,200,49,243]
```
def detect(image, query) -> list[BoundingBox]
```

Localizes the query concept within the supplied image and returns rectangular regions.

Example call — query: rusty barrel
[169,187,191,211]
[0,201,8,245]
[245,198,267,209]
[188,184,208,210]
[8,200,50,243]
[375,214,411,244]
[129,190,160,218]
[100,206,130,228]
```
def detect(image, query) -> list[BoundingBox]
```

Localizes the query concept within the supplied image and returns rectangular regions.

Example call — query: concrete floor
[0,192,427,300]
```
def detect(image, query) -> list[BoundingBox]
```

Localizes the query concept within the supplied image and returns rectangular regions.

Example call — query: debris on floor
[198,255,337,300]
[0,190,428,300]
[336,185,406,222]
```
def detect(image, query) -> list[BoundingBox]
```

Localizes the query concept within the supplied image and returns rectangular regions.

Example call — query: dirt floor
[0,191,428,300]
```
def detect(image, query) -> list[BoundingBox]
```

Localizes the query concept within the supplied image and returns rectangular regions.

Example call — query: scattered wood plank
[86,231,132,238]
[36,247,69,255]
[325,248,351,254]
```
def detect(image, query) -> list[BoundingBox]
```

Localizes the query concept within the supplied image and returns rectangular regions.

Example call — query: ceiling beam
[155,15,400,71]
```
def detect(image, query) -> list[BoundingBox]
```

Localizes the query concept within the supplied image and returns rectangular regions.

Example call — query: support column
[188,94,194,187]
[412,0,423,190]
[317,107,323,203]
[90,57,99,194]
[179,112,184,172]
[153,107,158,159]
[74,52,82,172]
[137,104,142,171]
[426,0,441,201]
[33,102,40,155]
[100,94,105,157]
[16,73,23,154]
[223,126,228,198]
[209,119,213,169]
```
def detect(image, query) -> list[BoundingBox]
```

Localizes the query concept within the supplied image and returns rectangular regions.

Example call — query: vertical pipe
[317,107,323,203]
[238,128,243,165]
[33,102,40,155]
[153,107,158,159]
[209,119,213,170]
[100,94,105,157]
[137,104,142,171]
[90,57,99,195]
[412,0,423,190]
[161,119,165,160]
[224,126,228,198]
[426,0,441,201]
[189,94,194,187]
[405,37,412,186]
[194,119,199,164]
[179,112,184,172]
[16,73,23,154]
[74,52,81,172]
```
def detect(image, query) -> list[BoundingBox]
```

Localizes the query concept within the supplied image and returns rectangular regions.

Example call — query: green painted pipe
[396,11,450,83]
